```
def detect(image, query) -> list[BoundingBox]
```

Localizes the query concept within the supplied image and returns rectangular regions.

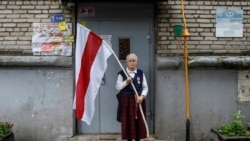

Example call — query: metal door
[77,20,153,134]
[76,2,154,134]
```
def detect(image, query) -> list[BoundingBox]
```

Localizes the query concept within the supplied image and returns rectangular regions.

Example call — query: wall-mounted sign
[50,14,65,22]
[216,9,243,37]
[78,7,95,17]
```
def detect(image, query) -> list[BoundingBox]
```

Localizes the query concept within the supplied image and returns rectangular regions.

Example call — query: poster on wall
[32,23,73,56]
[216,9,243,37]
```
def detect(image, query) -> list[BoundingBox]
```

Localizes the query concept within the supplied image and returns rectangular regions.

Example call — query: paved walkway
[56,134,174,141]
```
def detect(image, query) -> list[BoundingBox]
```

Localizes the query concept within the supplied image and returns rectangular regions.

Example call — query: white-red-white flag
[73,23,112,125]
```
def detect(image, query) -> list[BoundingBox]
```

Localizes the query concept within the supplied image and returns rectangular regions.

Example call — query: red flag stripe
[75,31,103,119]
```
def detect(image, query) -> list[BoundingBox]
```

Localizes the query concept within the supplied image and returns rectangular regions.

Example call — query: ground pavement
[56,134,174,141]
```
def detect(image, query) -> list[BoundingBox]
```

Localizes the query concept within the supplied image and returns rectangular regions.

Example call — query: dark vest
[118,69,144,96]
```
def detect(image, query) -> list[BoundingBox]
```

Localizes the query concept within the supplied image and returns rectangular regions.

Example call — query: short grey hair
[126,53,138,61]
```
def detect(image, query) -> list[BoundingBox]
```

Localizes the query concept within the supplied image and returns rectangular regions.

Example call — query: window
[118,38,130,60]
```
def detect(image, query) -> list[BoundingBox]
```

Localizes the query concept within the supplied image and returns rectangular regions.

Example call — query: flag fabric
[73,23,112,125]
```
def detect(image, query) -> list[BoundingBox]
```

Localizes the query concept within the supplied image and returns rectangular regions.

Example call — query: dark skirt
[120,94,147,139]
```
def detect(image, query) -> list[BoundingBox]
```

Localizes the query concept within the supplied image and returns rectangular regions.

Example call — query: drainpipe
[156,56,250,69]
[189,56,250,68]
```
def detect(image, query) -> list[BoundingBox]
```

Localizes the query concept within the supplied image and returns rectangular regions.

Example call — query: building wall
[1,0,250,141]
[0,0,75,140]
[155,0,250,140]
[155,65,250,140]
[0,69,74,141]
[0,0,74,55]
[156,0,250,56]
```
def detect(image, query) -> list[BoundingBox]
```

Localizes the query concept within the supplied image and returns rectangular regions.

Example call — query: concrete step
[56,134,174,141]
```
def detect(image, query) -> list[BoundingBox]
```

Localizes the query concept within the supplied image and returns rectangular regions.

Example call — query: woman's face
[126,55,137,71]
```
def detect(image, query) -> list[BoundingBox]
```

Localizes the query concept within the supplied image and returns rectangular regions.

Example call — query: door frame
[76,1,155,134]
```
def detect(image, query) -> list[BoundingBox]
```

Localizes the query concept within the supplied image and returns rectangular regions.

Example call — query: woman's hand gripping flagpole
[105,44,149,138]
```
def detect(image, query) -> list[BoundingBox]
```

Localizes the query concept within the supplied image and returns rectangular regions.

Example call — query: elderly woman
[116,53,148,141]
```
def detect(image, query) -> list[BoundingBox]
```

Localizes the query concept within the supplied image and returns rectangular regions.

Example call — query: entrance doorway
[76,2,155,134]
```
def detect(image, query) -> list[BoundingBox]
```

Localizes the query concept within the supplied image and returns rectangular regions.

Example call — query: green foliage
[218,112,247,136]
[0,122,13,140]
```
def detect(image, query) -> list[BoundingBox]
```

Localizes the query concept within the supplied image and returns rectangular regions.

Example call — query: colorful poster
[32,23,73,56]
